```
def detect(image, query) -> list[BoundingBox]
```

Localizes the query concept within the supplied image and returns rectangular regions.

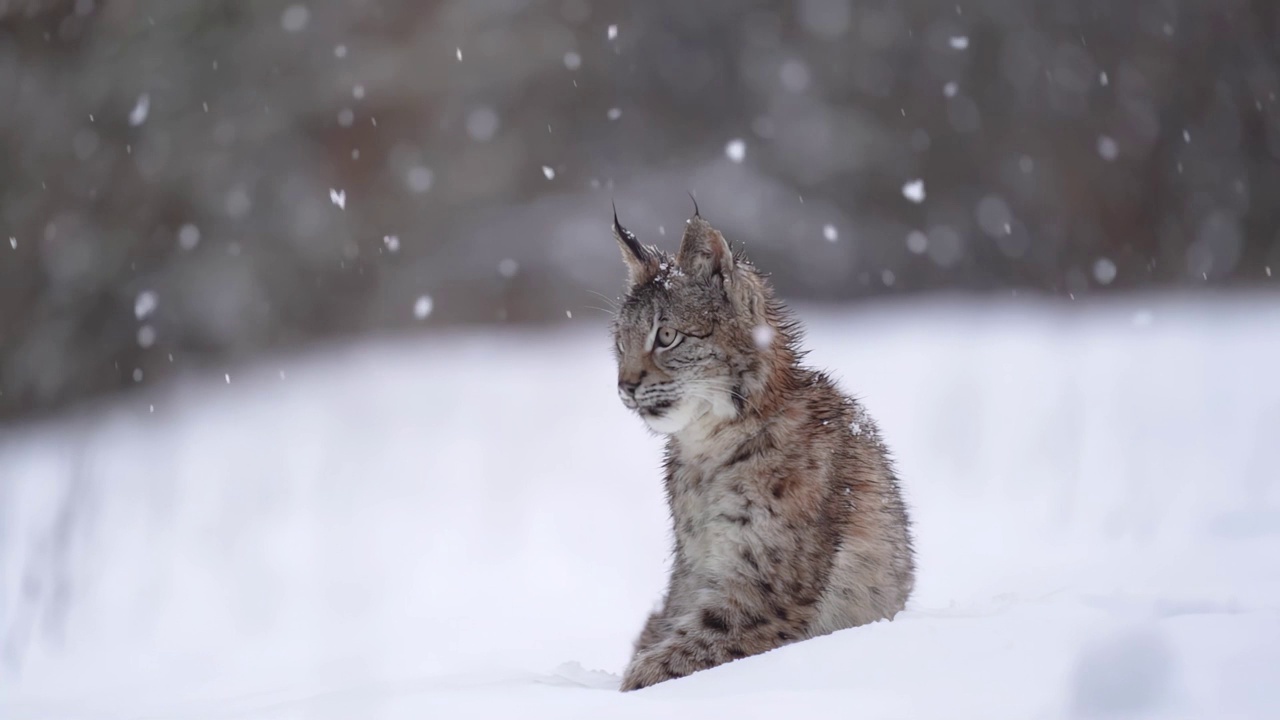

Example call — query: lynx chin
[609,205,915,691]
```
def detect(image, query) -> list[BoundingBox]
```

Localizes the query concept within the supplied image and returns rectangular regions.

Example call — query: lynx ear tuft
[676,215,733,281]
[613,204,655,287]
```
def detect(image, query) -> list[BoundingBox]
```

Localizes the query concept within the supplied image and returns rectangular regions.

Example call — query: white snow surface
[2,297,1279,719]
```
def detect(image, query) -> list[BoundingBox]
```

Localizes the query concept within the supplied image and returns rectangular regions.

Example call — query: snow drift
[2,296,1278,719]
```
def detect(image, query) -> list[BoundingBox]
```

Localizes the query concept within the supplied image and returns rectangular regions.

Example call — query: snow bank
[2,297,1278,719]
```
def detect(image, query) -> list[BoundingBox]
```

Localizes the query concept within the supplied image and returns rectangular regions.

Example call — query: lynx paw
[620,652,675,691]
[620,641,705,691]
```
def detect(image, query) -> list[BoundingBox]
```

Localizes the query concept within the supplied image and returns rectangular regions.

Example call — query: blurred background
[1,0,1277,423]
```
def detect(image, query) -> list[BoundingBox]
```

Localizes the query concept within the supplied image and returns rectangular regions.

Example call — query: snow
[1097,135,1119,161]
[455,47,462,62]
[465,108,500,142]
[329,188,346,209]
[412,295,433,320]
[498,258,519,278]
[607,107,622,121]
[725,138,746,163]
[822,223,838,242]
[751,324,775,349]
[2,298,1278,719]
[607,24,618,41]
[8,237,16,249]
[406,166,434,194]
[902,179,926,203]
[906,230,928,254]
[127,93,150,127]
[177,223,200,251]
[542,165,556,180]
[383,235,401,253]
[280,5,310,33]
[563,52,581,71]
[949,36,970,50]
[779,59,810,93]
[133,290,158,319]
[136,325,157,348]
[1094,258,1118,285]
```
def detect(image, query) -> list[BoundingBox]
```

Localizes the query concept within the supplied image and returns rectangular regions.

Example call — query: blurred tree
[0,0,1277,421]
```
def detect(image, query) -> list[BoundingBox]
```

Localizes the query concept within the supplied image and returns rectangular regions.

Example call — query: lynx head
[610,205,791,435]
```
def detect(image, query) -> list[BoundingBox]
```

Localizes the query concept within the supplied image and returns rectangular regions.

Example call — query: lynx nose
[618,379,639,398]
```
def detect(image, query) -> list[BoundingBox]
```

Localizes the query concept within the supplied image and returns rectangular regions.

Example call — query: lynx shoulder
[609,207,915,691]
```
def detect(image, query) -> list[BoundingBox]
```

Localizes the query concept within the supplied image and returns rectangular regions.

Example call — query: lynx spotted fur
[610,208,915,691]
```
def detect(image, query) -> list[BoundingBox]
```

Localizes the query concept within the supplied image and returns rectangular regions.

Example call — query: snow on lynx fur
[610,207,915,691]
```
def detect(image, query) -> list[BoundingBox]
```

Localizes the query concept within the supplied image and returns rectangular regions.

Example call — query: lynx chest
[668,460,767,578]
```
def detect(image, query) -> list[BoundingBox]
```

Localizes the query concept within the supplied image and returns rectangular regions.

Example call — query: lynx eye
[655,326,682,349]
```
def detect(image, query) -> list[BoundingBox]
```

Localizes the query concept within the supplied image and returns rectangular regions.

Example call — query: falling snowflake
[752,324,775,350]
[822,224,838,242]
[137,325,157,348]
[383,235,401,253]
[406,166,434,194]
[280,4,310,33]
[607,107,622,120]
[128,93,150,127]
[944,82,958,98]
[542,165,556,180]
[8,237,15,249]
[1099,71,1109,86]
[563,51,581,70]
[607,24,618,40]
[134,290,159,320]
[902,179,926,203]
[498,258,519,278]
[906,231,928,254]
[1093,258,1118,285]
[949,36,969,49]
[329,188,346,209]
[725,138,746,163]
[1096,135,1119,161]
[413,295,433,319]
[177,223,200,251]
[456,47,463,61]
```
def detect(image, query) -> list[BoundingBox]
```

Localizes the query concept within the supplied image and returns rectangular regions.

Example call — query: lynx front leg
[620,596,815,691]
[632,610,672,655]
[629,557,695,657]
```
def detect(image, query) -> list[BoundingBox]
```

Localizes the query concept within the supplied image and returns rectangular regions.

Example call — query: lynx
[609,206,915,691]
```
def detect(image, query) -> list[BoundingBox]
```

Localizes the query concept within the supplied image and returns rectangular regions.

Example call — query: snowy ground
[2,296,1279,719]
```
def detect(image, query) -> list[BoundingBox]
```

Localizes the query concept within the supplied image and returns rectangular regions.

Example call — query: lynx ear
[677,215,734,281]
[613,206,654,287]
